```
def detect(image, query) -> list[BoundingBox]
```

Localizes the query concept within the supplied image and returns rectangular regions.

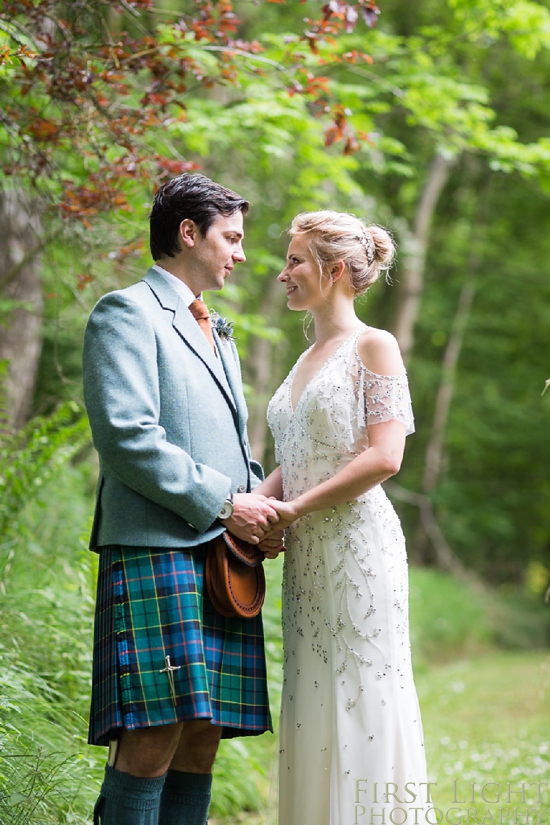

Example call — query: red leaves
[56,152,199,226]
[342,50,373,64]
[1,0,381,227]
[344,5,359,34]
[154,157,200,176]
[323,106,366,156]
[313,1,380,39]
[15,44,38,66]
[324,106,348,147]
[60,183,124,222]
[360,6,380,27]
[76,273,95,291]
[26,117,60,142]
[289,70,331,98]
[186,0,241,44]
[0,43,38,67]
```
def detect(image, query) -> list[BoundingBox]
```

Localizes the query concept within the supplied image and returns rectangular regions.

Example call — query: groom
[83,173,281,825]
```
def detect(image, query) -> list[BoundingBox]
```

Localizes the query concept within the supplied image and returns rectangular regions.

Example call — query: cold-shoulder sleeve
[357,364,415,436]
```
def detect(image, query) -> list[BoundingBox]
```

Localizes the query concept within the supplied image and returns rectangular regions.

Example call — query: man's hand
[258,529,285,560]
[262,500,300,537]
[223,493,279,544]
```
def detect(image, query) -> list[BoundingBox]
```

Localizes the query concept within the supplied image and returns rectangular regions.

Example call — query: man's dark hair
[149,173,249,260]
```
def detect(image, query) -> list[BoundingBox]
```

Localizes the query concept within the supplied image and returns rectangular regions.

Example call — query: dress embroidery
[267,330,429,825]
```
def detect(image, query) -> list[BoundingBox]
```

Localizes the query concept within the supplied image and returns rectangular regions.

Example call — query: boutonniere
[210,311,235,342]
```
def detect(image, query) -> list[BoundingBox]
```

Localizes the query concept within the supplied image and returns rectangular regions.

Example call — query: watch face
[219,499,234,519]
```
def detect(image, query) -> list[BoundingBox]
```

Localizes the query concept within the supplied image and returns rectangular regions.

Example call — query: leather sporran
[205,532,266,618]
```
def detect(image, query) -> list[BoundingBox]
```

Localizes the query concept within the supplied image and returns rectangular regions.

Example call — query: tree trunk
[246,278,288,464]
[0,190,44,430]
[413,184,488,563]
[393,153,454,364]
[410,275,477,564]
[423,279,476,492]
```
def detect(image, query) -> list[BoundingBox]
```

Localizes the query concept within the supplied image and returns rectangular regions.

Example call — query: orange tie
[189,299,215,352]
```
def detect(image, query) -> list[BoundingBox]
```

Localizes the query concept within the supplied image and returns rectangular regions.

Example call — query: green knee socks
[93,765,165,825]
[158,770,213,825]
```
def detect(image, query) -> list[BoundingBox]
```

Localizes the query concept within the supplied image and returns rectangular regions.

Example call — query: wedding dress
[267,329,431,825]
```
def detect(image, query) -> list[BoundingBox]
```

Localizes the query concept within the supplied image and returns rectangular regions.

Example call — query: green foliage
[0,399,96,821]
[4,0,546,595]
[1,4,549,822]
[0,456,547,823]
[0,463,100,824]
[0,402,89,538]
[408,568,550,669]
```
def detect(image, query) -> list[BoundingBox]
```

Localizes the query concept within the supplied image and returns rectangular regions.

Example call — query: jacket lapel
[214,332,247,435]
[143,269,236,411]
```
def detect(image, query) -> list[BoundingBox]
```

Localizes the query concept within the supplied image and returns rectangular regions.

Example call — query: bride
[257,211,431,825]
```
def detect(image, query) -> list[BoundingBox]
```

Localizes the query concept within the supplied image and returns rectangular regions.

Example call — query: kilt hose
[88,544,272,747]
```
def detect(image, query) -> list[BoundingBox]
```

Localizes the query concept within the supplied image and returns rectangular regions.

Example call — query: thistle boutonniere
[210,310,235,342]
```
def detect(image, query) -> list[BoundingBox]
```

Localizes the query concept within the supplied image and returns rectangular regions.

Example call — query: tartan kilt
[88,544,272,747]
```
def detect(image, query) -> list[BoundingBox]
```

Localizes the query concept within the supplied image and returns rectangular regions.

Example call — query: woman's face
[278,235,329,311]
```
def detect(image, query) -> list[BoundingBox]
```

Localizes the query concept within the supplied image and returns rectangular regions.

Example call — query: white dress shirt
[152,263,200,308]
[152,264,217,356]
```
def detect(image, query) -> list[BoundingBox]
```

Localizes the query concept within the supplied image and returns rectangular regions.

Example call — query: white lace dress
[267,329,430,825]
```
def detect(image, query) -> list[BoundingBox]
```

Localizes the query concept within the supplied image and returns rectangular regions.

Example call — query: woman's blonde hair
[289,210,395,295]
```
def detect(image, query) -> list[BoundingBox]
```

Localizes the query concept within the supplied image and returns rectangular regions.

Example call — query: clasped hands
[222,493,300,559]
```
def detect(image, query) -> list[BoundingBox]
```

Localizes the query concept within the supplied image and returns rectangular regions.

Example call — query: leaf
[154,156,200,175]
[343,134,359,154]
[0,45,12,65]
[8,792,29,806]
[361,7,380,28]
[345,5,358,33]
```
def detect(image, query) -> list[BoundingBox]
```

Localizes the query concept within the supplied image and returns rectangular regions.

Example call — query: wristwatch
[218,492,234,520]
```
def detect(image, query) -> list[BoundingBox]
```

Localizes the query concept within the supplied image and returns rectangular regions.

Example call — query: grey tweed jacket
[82,267,263,550]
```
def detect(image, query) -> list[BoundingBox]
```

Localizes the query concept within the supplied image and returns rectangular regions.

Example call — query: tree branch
[423,279,476,492]
[0,228,61,292]
[393,153,455,363]
[385,480,483,589]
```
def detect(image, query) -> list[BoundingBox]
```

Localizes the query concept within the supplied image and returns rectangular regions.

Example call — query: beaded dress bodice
[269,328,414,501]
[267,330,429,825]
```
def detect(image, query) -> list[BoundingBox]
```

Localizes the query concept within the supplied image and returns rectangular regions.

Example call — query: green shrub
[409,566,550,668]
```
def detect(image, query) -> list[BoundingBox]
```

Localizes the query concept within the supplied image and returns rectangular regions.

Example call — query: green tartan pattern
[88,545,272,746]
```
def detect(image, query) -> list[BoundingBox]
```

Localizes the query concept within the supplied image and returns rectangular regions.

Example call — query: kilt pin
[83,267,272,746]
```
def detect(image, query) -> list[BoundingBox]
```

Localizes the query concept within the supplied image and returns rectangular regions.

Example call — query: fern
[0,401,90,541]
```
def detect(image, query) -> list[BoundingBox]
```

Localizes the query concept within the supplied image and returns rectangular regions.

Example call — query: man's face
[188,212,246,293]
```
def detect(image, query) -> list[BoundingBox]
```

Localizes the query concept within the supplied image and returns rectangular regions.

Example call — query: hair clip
[358,230,375,266]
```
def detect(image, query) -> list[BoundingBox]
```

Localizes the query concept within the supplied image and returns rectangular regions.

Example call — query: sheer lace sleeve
[357,364,415,436]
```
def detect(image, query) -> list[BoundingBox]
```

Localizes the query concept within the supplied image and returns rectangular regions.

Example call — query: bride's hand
[258,529,286,559]
[263,500,301,535]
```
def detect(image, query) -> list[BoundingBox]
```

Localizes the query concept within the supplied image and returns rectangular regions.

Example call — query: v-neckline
[289,327,365,414]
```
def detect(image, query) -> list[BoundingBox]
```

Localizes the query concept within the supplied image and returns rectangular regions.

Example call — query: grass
[419,652,550,823]
[212,565,550,825]
[1,466,549,824]
[217,650,550,825]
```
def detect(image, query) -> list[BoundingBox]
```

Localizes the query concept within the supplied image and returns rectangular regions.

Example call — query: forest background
[0,0,549,822]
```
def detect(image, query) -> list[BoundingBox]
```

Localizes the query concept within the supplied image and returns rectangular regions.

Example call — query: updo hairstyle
[289,210,395,295]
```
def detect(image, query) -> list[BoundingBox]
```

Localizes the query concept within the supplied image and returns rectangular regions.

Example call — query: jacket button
[238,485,245,493]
